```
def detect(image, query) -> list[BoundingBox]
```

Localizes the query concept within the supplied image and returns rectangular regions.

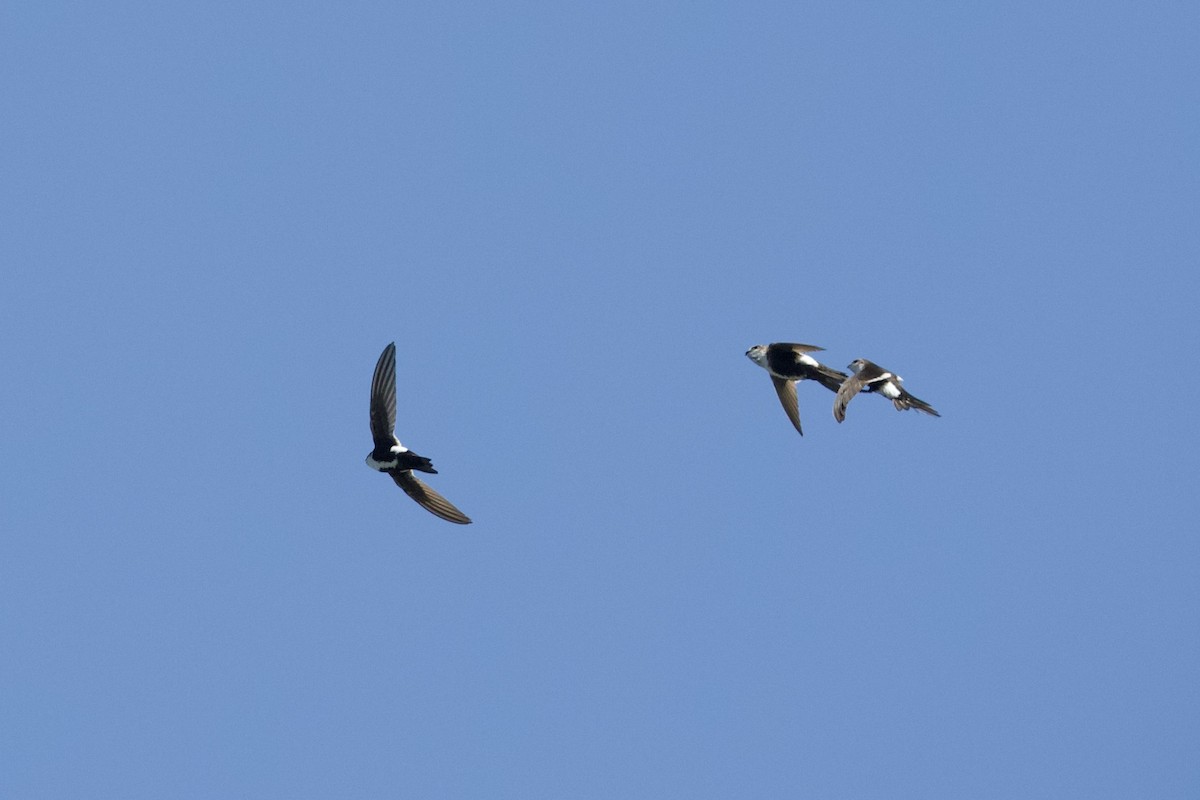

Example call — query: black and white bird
[833,358,940,423]
[366,342,472,524]
[745,343,849,435]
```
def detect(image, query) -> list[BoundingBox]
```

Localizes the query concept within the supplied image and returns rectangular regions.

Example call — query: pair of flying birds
[745,342,940,436]
[367,340,940,525]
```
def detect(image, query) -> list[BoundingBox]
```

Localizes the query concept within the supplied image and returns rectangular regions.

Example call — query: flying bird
[745,342,849,435]
[833,358,940,422]
[366,342,472,524]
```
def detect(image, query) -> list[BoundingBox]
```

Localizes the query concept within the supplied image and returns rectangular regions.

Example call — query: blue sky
[3,1,1198,797]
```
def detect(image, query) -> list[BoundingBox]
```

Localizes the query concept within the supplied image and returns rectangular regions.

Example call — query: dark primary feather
[833,373,868,422]
[775,342,825,353]
[392,471,473,524]
[370,342,398,447]
[770,376,804,435]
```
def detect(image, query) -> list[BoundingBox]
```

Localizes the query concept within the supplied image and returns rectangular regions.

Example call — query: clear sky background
[3,2,1198,797]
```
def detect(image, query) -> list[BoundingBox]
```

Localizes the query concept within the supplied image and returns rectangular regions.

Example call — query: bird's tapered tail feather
[814,365,849,394]
[895,392,941,417]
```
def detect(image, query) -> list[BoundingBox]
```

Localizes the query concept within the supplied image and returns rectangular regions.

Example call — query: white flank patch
[367,442,410,471]
[879,381,901,399]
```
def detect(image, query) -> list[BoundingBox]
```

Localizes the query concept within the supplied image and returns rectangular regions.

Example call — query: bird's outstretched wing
[370,342,398,448]
[833,373,869,422]
[392,471,473,525]
[771,376,804,435]
[776,342,825,354]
